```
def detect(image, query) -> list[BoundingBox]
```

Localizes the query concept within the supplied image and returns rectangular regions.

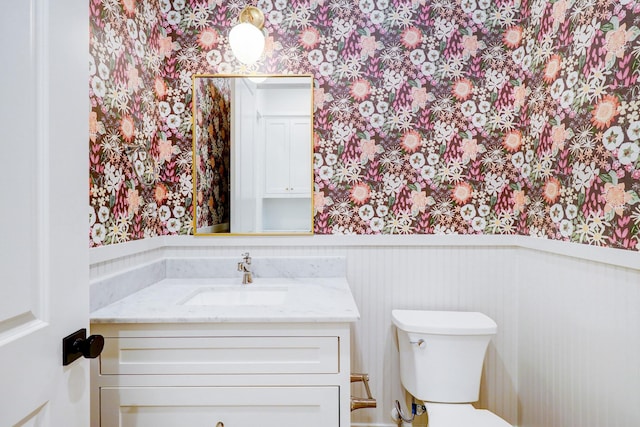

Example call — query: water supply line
[392,399,415,424]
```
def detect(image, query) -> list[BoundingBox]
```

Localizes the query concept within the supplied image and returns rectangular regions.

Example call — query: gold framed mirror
[192,74,314,235]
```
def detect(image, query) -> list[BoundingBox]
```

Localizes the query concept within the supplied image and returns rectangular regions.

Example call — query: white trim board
[90,234,639,271]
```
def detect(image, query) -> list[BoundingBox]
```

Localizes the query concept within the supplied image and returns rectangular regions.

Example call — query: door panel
[264,119,290,194]
[0,0,89,425]
[0,0,43,338]
[289,118,312,194]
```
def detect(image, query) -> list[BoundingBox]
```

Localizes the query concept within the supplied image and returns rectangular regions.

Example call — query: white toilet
[392,309,511,427]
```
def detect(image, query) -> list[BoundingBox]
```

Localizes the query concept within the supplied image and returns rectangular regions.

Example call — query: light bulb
[229,23,265,65]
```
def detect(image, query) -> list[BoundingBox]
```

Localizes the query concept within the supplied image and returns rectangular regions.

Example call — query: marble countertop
[90,276,360,324]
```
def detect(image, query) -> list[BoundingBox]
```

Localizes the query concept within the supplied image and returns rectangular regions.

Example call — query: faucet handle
[242,252,251,264]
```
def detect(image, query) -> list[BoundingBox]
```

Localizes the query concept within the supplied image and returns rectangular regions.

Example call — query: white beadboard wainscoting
[517,248,640,427]
[89,235,640,427]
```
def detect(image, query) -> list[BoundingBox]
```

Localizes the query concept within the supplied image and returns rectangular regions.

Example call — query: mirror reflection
[192,74,314,235]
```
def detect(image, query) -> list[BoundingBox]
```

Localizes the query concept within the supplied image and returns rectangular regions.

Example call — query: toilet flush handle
[409,338,426,349]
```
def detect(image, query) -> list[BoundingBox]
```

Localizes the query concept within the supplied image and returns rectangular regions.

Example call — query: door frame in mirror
[191,74,315,236]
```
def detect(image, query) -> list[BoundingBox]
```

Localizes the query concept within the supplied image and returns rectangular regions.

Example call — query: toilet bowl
[392,310,511,427]
[423,402,510,427]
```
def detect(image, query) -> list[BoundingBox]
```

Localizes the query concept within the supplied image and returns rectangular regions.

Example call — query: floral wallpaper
[89,0,640,251]
[522,0,640,249]
[193,77,231,230]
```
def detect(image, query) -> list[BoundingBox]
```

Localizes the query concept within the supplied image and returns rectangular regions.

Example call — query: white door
[231,78,258,232]
[289,118,312,194]
[264,119,290,195]
[0,1,90,426]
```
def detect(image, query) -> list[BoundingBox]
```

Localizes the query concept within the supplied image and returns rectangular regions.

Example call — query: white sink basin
[180,286,288,306]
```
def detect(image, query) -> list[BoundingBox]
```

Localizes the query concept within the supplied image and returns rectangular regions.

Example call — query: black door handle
[63,328,105,366]
[74,334,104,359]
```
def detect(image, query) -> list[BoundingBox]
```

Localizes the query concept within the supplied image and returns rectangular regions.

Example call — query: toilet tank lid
[392,310,497,335]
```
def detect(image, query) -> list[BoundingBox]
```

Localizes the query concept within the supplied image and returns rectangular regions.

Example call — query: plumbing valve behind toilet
[350,373,377,411]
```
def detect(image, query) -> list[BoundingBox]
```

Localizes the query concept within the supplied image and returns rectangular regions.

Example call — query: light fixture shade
[229,22,265,65]
[247,76,267,83]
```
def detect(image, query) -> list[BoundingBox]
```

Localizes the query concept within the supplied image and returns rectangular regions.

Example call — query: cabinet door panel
[100,336,339,375]
[101,386,339,427]
[264,120,290,195]
[289,119,311,194]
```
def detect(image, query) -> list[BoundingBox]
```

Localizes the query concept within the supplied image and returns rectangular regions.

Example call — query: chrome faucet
[237,252,253,284]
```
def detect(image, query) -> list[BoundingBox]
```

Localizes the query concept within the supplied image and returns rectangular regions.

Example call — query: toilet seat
[424,403,512,427]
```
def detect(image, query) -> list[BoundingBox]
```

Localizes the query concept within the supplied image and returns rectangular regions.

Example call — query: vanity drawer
[101,386,339,427]
[100,336,339,375]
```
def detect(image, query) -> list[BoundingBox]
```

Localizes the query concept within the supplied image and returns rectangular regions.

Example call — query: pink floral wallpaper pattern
[193,77,231,230]
[89,0,640,251]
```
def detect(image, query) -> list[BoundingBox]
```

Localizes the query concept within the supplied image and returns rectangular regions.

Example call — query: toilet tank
[392,310,497,403]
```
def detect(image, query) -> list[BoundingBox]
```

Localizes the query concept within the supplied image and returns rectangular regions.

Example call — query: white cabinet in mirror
[192,74,314,235]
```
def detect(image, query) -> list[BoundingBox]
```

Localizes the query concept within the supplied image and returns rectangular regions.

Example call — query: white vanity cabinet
[91,322,352,427]
[263,116,312,197]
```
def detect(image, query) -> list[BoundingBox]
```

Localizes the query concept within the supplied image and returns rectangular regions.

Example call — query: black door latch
[62,328,104,366]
